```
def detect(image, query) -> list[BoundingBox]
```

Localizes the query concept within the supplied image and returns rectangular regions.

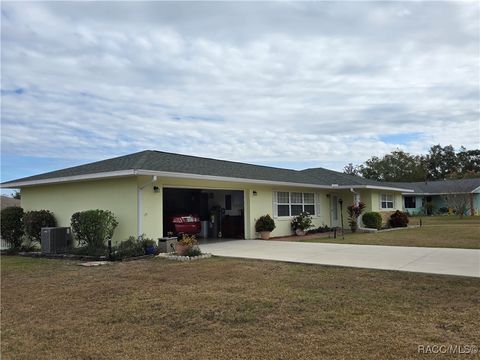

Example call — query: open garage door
[163,188,245,239]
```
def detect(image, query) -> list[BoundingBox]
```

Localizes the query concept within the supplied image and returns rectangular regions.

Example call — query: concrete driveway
[200,240,480,278]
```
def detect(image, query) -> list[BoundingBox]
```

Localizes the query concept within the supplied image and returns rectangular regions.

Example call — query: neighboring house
[0,150,412,243]
[1,195,21,210]
[391,179,480,216]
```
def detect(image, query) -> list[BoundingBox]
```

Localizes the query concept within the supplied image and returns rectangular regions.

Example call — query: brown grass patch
[1,256,479,359]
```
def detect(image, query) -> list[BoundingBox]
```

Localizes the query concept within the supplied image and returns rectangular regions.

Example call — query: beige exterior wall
[20,177,137,243]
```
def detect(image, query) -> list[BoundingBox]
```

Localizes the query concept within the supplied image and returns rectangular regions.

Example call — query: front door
[331,195,339,227]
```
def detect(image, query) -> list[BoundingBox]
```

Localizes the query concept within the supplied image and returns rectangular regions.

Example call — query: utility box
[158,237,177,253]
[41,227,72,254]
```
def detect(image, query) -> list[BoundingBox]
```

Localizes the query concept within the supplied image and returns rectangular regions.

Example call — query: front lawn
[303,216,480,249]
[1,256,479,359]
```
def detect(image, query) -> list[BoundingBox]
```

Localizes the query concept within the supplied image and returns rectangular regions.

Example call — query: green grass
[1,256,479,359]
[303,216,480,249]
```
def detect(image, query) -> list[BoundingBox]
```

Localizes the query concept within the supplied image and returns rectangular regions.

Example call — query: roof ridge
[147,149,305,173]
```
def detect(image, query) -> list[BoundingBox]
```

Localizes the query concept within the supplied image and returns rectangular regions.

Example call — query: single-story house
[391,179,480,216]
[1,150,413,243]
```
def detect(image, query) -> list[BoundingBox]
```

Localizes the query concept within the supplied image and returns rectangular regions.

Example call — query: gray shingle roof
[387,178,480,194]
[0,150,411,190]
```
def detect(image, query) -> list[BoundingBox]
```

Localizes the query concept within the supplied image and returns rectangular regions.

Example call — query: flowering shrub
[346,202,366,233]
[389,210,409,228]
[291,211,313,231]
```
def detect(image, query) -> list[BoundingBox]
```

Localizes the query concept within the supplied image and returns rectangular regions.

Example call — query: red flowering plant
[346,202,366,233]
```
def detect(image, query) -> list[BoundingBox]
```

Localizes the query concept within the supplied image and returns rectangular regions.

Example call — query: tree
[343,163,359,176]
[426,145,458,180]
[357,150,427,182]
[444,193,470,218]
[347,144,480,182]
[11,190,21,199]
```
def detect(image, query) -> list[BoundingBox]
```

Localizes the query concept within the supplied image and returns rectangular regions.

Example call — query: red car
[166,214,201,236]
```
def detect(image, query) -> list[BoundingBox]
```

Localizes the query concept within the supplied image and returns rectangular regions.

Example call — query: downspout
[137,175,158,238]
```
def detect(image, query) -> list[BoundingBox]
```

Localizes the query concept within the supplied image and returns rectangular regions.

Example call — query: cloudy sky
[1,1,479,186]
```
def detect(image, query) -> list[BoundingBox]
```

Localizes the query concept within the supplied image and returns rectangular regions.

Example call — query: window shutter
[379,194,382,210]
[272,191,278,218]
[316,193,321,216]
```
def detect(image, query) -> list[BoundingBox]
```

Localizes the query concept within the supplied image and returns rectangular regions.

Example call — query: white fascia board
[0,170,136,188]
[135,170,333,189]
[334,185,414,193]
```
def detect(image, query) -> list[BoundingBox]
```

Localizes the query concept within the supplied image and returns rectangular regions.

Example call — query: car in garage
[166,214,201,236]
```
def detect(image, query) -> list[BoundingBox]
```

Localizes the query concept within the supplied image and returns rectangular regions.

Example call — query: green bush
[0,207,24,249]
[184,246,202,257]
[112,236,145,260]
[24,210,57,242]
[362,212,382,230]
[71,209,118,248]
[255,214,276,232]
[389,210,409,228]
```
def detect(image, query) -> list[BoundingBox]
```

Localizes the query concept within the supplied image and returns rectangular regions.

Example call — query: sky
[1,1,479,192]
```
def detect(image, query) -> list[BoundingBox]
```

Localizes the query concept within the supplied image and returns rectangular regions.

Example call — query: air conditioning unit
[41,227,72,254]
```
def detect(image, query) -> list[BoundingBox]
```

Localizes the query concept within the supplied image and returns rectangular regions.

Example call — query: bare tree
[443,193,470,218]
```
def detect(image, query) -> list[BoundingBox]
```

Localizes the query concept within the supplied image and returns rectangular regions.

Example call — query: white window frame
[273,191,317,218]
[380,193,394,210]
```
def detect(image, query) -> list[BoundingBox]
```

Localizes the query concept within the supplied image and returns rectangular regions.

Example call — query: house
[392,178,480,215]
[0,195,21,210]
[1,150,412,243]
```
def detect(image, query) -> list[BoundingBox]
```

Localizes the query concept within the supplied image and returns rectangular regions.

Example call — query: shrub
[177,234,198,247]
[362,212,382,230]
[112,236,145,260]
[0,207,24,248]
[185,246,202,257]
[24,210,57,242]
[389,210,409,228]
[71,210,118,248]
[424,202,435,215]
[346,202,366,233]
[291,211,313,231]
[255,215,276,232]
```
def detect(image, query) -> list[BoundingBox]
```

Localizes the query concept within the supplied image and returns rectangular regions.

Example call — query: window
[404,196,416,209]
[380,194,394,209]
[274,192,316,217]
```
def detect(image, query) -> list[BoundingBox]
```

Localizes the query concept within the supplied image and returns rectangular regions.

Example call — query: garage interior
[163,188,245,239]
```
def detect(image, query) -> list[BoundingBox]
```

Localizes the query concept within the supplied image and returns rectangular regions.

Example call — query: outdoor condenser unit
[41,227,72,254]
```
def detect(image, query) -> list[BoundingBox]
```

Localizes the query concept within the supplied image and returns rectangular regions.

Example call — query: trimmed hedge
[389,210,409,228]
[362,212,382,230]
[24,210,57,242]
[71,210,118,248]
[0,207,24,248]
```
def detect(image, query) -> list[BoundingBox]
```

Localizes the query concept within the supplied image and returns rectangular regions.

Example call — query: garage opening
[163,188,245,240]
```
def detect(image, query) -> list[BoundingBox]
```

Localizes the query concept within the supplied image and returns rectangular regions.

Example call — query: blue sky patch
[378,132,423,145]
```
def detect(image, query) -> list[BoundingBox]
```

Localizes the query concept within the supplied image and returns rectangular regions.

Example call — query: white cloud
[1,1,478,172]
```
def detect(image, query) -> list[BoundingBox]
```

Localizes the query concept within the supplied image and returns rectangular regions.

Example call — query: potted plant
[346,202,366,233]
[291,211,313,236]
[255,215,276,240]
[175,234,198,256]
[141,238,157,255]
